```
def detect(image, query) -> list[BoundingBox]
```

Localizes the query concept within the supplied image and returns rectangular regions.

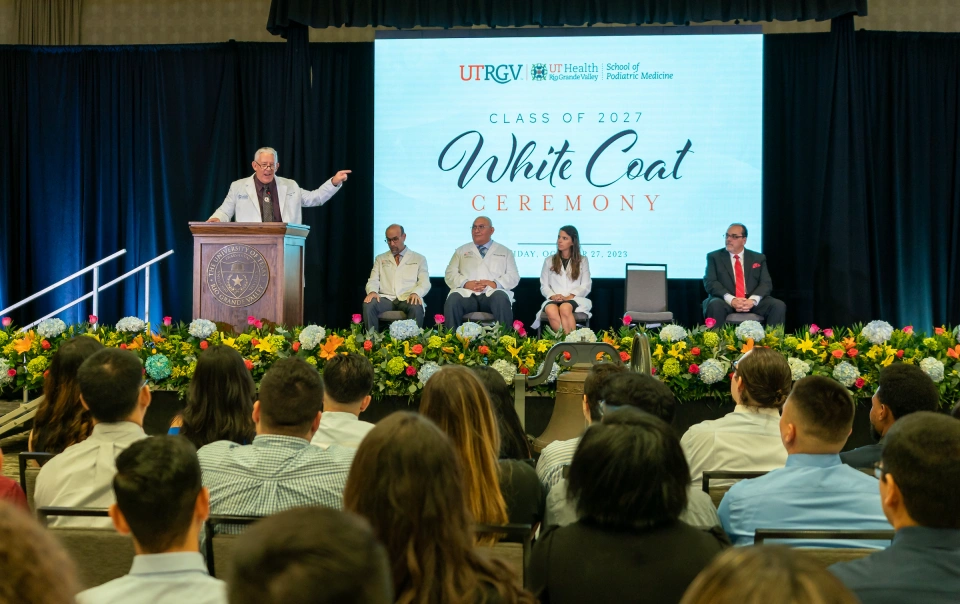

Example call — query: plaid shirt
[535,436,581,490]
[198,435,355,529]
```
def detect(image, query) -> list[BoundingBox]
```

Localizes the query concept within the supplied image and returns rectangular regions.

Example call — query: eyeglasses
[385,236,402,244]
[255,161,278,170]
[724,233,745,240]
[471,225,489,231]
[873,461,886,480]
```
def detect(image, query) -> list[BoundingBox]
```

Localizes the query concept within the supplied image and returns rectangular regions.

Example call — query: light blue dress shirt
[76,552,226,604]
[718,453,892,548]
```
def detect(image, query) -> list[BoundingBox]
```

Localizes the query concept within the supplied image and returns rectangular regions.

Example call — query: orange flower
[151,333,166,344]
[318,334,344,360]
[740,338,755,354]
[602,333,618,346]
[126,335,145,350]
[842,337,857,350]
[12,331,35,354]
[947,345,960,360]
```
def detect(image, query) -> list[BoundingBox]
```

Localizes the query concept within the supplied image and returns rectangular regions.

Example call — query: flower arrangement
[0,315,957,407]
[861,320,895,345]
[388,320,420,341]
[734,320,765,343]
[36,318,67,339]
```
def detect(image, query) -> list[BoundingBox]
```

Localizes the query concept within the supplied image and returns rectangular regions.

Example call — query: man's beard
[870,423,883,443]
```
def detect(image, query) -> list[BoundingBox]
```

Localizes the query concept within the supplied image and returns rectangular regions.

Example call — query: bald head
[471,216,494,246]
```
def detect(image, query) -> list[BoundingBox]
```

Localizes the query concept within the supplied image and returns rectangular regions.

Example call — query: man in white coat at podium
[206,147,351,223]
[363,224,431,330]
[443,216,521,331]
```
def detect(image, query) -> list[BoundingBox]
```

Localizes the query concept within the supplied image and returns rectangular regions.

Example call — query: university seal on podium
[206,244,270,308]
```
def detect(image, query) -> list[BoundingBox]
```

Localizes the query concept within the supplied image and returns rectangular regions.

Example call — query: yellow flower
[602,333,618,346]
[796,335,815,353]
[536,340,550,353]
[255,338,276,354]
[866,345,884,361]
[525,355,536,368]
[507,344,523,359]
[222,336,238,350]
[83,333,101,343]
[653,344,664,360]
[459,353,465,361]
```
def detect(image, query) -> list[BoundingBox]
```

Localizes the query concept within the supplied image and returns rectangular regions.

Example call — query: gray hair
[475,215,493,228]
[386,224,405,236]
[253,147,279,164]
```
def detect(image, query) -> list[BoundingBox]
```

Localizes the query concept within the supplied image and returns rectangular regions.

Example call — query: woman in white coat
[536,225,592,334]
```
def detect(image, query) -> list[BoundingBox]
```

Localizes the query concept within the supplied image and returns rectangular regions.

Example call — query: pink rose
[652,367,657,375]
[405,365,416,377]
[518,328,527,338]
[292,342,300,352]
[622,315,632,327]
[1,317,10,327]
[7,369,16,377]
[363,340,373,351]
[352,314,362,324]
[88,315,98,325]
[163,316,172,326]
[691,347,701,356]
[412,344,424,355]
[902,325,913,335]
[434,314,445,325]
[199,341,209,350]
[854,377,866,389]
[823,328,834,338]
[512,320,524,331]
[689,364,700,374]
[704,318,716,328]
[809,324,820,335]
[253,320,263,330]
[247,316,257,326]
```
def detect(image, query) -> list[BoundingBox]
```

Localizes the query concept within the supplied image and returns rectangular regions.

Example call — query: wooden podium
[189,222,310,332]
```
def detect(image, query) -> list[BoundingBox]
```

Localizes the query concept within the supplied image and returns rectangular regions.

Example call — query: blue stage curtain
[267,0,867,33]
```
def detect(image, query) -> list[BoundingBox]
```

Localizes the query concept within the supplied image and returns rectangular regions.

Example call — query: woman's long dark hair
[344,413,535,604]
[32,337,104,454]
[471,366,533,460]
[179,345,256,449]
[550,225,583,281]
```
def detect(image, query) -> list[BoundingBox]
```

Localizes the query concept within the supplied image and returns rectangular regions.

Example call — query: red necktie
[734,255,746,298]
[394,254,401,265]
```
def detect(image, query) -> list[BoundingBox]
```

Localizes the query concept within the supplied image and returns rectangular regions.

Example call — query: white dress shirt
[533,256,593,327]
[34,422,148,527]
[209,175,340,223]
[535,436,581,489]
[681,405,787,488]
[365,246,431,303]
[723,251,763,306]
[310,411,376,450]
[76,552,226,604]
[444,240,521,303]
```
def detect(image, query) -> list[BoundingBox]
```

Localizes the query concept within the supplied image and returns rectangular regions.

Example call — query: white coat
[209,175,341,223]
[444,241,521,304]
[365,248,431,306]
[532,255,592,328]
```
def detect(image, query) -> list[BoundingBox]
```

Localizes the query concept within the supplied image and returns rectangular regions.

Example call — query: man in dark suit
[702,223,786,327]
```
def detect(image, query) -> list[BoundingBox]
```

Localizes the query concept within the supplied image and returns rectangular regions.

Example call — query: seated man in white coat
[363,224,430,330]
[443,216,520,331]
[207,147,351,223]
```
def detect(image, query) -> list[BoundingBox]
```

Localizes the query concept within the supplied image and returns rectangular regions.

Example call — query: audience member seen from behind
[0,501,79,604]
[228,507,393,604]
[536,362,628,489]
[34,348,150,527]
[719,375,891,547]
[472,366,533,461]
[0,447,27,510]
[420,365,542,531]
[529,407,728,604]
[535,225,592,334]
[29,336,104,454]
[344,412,535,604]
[310,353,376,450]
[830,412,960,604]
[840,363,939,469]
[198,357,355,527]
[546,372,720,529]
[681,347,792,487]
[170,345,256,448]
[680,545,858,604]
[76,436,225,604]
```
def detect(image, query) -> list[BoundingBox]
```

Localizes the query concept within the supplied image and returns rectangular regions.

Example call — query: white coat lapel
[244,179,261,222]
[276,179,288,223]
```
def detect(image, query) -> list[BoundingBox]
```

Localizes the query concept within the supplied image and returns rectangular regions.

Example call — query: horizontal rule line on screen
[517,242,612,246]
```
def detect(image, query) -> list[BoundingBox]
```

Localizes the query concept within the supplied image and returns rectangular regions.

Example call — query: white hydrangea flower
[832,361,860,387]
[537,362,561,384]
[919,357,945,383]
[116,316,146,333]
[787,357,812,381]
[455,322,483,340]
[299,325,327,350]
[36,318,67,339]
[0,359,13,385]
[698,358,725,384]
[389,320,421,341]
[734,321,765,342]
[565,327,598,343]
[491,359,517,385]
[188,319,217,339]
[659,324,688,343]
[861,320,894,345]
[417,361,442,385]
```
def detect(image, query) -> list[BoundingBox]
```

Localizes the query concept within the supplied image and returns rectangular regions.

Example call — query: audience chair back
[36,507,135,589]
[624,264,674,326]
[463,312,498,325]
[476,523,532,584]
[204,514,263,580]
[754,529,895,567]
[702,470,768,508]
[19,451,54,512]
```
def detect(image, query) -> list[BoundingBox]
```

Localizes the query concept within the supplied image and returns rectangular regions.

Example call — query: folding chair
[623,264,674,327]
[37,507,135,589]
[701,470,768,508]
[476,523,532,585]
[754,529,895,566]
[204,514,263,579]
[19,451,55,512]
